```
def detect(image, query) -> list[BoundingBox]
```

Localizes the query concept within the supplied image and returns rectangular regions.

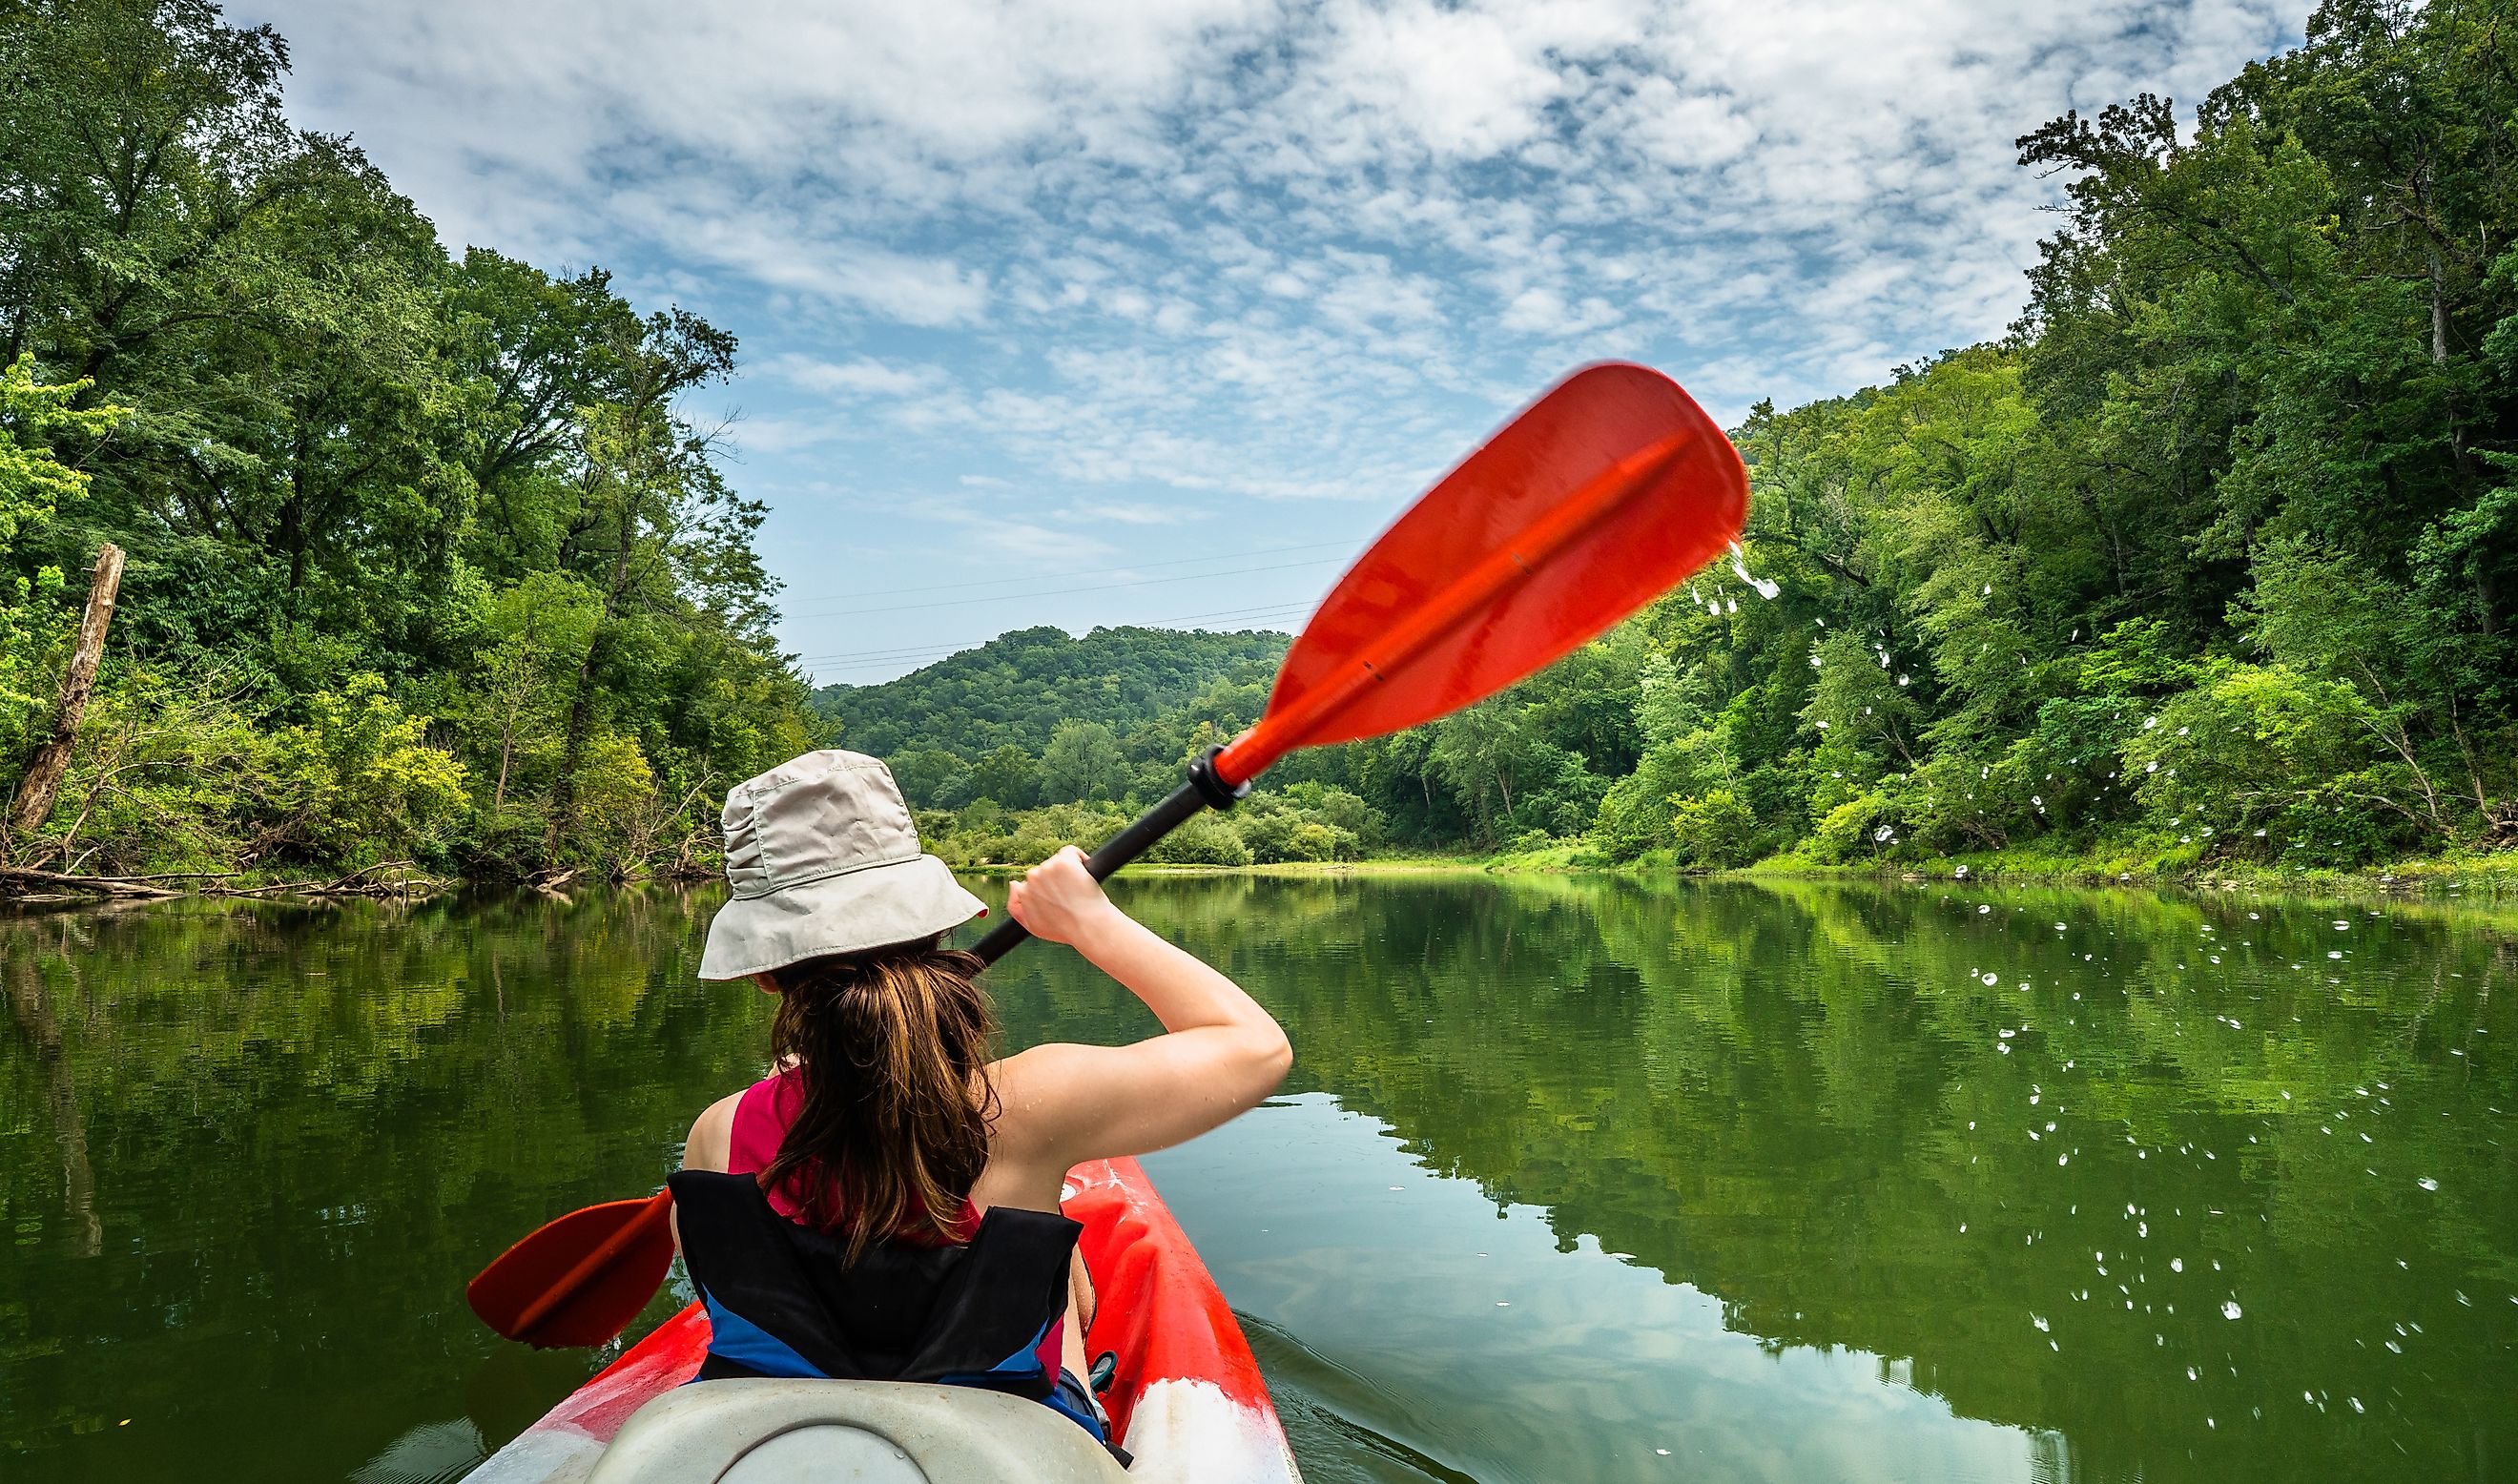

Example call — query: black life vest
[668,1169,1085,1415]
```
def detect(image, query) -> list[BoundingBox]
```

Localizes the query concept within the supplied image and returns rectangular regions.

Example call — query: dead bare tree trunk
[10,543,125,851]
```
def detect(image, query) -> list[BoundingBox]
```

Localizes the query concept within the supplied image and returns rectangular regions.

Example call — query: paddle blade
[1223,362,1744,779]
[466,1194,675,1350]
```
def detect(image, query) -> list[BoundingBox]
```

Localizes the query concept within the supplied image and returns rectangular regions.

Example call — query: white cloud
[239,0,2304,673]
[765,354,947,400]
[1056,501,1208,526]
[723,415,843,458]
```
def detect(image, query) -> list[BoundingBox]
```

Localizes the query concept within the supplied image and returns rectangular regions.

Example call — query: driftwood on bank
[206,860,445,899]
[10,544,124,843]
[0,859,446,903]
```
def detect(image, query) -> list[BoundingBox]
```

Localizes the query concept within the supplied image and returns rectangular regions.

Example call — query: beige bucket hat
[698,749,986,980]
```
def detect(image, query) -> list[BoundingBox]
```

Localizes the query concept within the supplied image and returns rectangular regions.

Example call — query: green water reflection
[2,877,2511,1482]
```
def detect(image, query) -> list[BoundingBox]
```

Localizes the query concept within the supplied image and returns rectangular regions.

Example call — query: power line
[796,598,1317,677]
[795,556,1344,618]
[781,538,1361,615]
[795,598,1316,664]
[799,606,1313,670]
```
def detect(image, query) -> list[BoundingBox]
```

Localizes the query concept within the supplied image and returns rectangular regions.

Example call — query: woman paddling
[670,749,1290,1455]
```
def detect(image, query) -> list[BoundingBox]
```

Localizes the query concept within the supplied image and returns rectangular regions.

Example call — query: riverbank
[1455,839,2518,908]
[986,837,2518,904]
[1295,836,2518,909]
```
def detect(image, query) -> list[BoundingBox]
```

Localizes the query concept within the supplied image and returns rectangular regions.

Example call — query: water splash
[1726,542,1781,600]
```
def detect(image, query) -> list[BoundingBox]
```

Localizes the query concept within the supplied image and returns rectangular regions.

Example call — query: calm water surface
[2,876,2511,1482]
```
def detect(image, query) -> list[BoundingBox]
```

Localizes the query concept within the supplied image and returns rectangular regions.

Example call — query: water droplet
[2222,1300,2242,1320]
[2418,1177,2438,1192]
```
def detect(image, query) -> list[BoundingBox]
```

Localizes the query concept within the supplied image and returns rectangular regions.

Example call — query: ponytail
[758,938,998,1261]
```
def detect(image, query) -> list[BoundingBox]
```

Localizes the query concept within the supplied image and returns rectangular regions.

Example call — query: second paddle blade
[1257,362,1745,755]
[465,1195,675,1350]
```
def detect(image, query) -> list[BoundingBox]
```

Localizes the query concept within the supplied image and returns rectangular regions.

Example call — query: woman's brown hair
[756,937,997,1261]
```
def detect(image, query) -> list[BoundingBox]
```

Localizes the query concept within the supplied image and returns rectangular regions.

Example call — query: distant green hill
[811,627,1290,802]
[813,623,1413,862]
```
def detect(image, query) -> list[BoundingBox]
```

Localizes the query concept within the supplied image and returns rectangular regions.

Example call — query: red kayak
[468,1157,1303,1482]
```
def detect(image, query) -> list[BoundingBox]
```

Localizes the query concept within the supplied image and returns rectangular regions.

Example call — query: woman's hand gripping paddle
[464,360,1748,1348]
[968,360,1747,963]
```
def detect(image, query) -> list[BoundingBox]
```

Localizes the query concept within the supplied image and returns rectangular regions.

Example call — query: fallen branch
[206,861,445,899]
[0,860,447,903]
[0,865,231,899]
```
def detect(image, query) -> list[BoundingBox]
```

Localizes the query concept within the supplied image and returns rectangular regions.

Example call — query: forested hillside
[0,1,816,886]
[812,626,1285,803]
[897,3,2518,881]
[7,0,2511,891]
[1622,0,2518,876]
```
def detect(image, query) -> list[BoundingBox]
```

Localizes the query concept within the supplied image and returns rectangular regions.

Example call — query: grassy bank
[1450,837,2518,908]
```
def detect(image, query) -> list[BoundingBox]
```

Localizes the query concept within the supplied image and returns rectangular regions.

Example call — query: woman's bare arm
[671,1091,741,1250]
[993,847,1290,1168]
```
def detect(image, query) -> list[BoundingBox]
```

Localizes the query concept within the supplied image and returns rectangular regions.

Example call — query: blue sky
[239,0,2302,685]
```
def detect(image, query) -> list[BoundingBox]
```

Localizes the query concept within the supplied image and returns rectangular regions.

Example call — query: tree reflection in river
[1,878,2509,1482]
[995,875,2516,1483]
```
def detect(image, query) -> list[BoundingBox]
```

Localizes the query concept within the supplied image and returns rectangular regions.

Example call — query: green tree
[966,744,1042,811]
[1038,720,1124,803]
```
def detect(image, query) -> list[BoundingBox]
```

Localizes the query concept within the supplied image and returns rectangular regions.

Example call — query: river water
[1,876,2510,1482]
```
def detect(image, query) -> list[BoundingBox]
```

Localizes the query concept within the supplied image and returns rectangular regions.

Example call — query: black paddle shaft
[970,747,1247,966]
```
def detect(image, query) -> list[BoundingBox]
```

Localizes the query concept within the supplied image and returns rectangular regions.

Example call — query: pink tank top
[726,1068,978,1241]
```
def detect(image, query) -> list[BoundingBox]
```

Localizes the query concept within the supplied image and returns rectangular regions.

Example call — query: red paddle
[966,360,1745,961]
[466,1190,674,1349]
[466,361,1747,1347]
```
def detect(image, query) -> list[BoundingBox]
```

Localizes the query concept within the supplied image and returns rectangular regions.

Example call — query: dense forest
[811,626,1286,799]
[6,0,2514,891]
[1632,0,2517,876]
[0,0,817,888]
[855,1,2518,880]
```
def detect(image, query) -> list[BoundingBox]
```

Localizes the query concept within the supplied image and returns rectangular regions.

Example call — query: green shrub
[271,674,469,864]
[1669,788,1757,868]
[2118,663,2404,865]
[1148,811,1253,866]
[1807,791,1892,863]
[1592,737,1710,860]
